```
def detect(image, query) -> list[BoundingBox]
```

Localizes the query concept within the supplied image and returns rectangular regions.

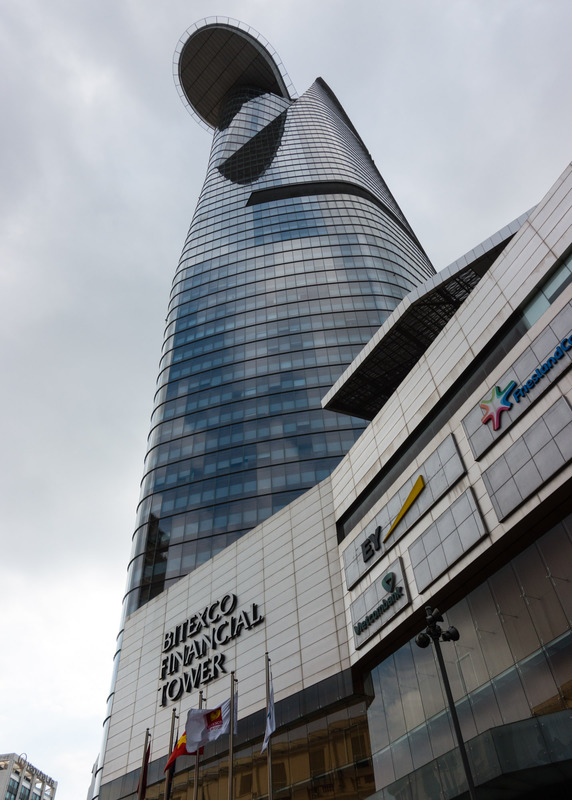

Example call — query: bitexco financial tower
[125,19,434,615]
[92,16,572,800]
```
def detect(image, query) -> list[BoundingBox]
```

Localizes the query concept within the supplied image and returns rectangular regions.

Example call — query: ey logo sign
[361,476,425,563]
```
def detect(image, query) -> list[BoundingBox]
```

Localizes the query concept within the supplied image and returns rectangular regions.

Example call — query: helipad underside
[177,23,292,128]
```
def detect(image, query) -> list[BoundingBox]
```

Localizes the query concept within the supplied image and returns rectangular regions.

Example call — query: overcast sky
[1,1,571,798]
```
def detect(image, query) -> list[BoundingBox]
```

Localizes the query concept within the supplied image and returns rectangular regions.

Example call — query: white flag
[261,674,275,752]
[185,699,231,752]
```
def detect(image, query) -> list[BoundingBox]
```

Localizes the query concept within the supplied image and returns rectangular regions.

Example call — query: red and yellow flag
[164,733,187,772]
[164,731,204,773]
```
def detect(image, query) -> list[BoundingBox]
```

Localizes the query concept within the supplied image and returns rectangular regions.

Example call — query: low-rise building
[0,754,56,800]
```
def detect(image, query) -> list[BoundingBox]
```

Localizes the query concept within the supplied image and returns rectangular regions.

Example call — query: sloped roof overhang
[322,211,532,421]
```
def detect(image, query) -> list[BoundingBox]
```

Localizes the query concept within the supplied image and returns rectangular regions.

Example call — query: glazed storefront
[366,513,572,799]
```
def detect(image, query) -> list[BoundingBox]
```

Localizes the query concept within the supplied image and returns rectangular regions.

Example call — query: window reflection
[130,80,435,611]
[366,516,572,791]
[140,702,374,800]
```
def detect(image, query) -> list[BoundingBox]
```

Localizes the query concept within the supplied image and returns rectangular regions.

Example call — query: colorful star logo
[480,380,517,431]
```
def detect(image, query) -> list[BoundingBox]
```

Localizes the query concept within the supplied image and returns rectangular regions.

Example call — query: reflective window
[139,702,375,800]
[366,515,572,792]
[127,81,435,611]
[522,248,572,327]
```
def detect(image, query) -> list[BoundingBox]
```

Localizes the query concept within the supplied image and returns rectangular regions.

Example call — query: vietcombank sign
[350,558,410,648]
[353,572,405,636]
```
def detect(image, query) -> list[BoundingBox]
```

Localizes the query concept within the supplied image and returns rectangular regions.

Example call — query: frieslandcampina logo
[479,335,571,431]
[480,380,517,431]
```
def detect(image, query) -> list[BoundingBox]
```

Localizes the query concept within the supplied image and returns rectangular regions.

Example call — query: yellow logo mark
[382,475,425,544]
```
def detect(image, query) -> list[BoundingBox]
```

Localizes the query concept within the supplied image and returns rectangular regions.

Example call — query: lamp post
[415,606,477,800]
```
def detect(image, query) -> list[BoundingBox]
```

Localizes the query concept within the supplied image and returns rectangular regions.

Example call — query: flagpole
[266,653,273,800]
[193,690,203,800]
[137,728,150,800]
[228,672,236,800]
[164,708,178,800]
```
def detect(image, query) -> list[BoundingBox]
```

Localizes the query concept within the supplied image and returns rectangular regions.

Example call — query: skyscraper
[125,19,434,615]
[94,18,572,800]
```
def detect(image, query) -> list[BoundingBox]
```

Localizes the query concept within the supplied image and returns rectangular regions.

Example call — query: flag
[262,673,275,752]
[185,699,232,751]
[137,739,150,799]
[164,732,187,773]
[165,762,175,800]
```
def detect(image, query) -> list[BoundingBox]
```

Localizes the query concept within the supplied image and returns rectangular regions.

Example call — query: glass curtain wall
[366,514,572,793]
[140,702,374,800]
[125,23,435,613]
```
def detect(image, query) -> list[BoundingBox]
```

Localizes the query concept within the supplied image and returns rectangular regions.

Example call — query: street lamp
[415,606,477,800]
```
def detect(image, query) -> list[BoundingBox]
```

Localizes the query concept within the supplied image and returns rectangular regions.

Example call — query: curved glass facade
[125,25,434,614]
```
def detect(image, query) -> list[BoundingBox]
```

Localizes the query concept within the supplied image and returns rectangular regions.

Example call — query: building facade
[0,754,56,800]
[93,18,572,800]
[125,19,434,616]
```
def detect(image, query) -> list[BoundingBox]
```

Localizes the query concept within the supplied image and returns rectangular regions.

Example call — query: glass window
[467,582,513,678]
[517,649,559,713]
[522,250,572,327]
[366,516,572,794]
[513,545,568,644]
[490,564,539,662]
[492,666,530,724]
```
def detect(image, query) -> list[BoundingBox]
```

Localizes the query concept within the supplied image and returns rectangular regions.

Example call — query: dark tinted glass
[126,80,434,612]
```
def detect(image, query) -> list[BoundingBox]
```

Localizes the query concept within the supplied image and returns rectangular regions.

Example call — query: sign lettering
[158,593,263,706]
[360,475,425,563]
[480,335,571,430]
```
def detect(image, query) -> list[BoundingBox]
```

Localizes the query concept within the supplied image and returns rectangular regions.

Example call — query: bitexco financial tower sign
[158,593,264,706]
